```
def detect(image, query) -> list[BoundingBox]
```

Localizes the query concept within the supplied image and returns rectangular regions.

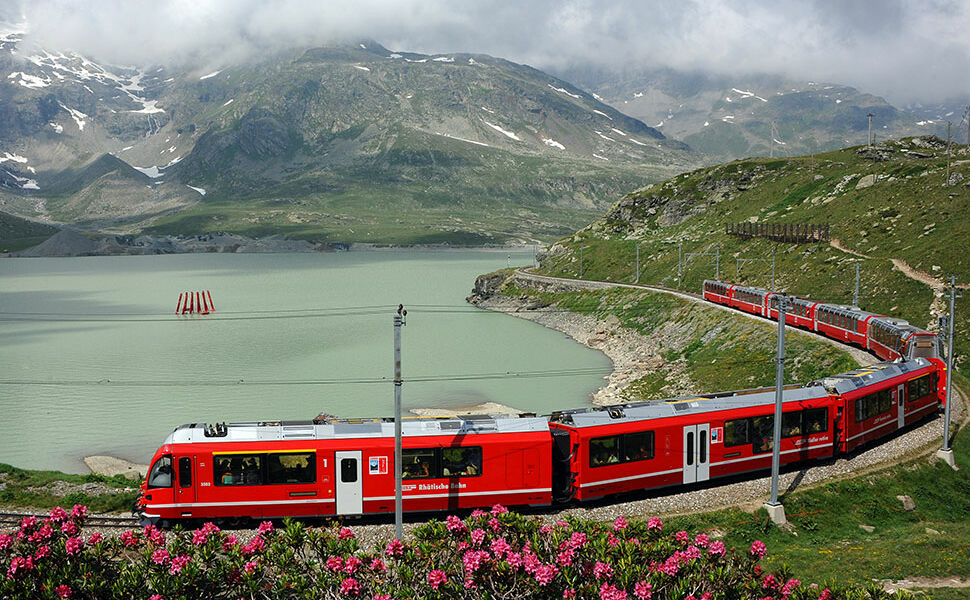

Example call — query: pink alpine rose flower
[647,517,663,531]
[369,558,387,572]
[340,577,360,595]
[708,540,726,557]
[64,536,84,556]
[594,561,614,579]
[257,520,274,535]
[169,554,191,575]
[56,584,72,598]
[427,569,448,590]
[634,580,653,600]
[338,527,355,540]
[152,548,170,565]
[750,540,767,560]
[49,506,68,523]
[613,516,628,531]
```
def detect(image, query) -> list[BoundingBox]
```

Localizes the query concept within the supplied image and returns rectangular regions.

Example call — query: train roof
[162,415,551,446]
[548,385,829,429]
[811,358,933,394]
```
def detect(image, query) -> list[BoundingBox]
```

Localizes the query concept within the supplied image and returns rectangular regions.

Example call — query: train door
[682,424,710,484]
[335,451,363,515]
[896,384,906,429]
[175,455,196,512]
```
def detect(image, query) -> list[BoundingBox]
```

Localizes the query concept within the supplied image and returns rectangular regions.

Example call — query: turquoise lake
[0,251,608,473]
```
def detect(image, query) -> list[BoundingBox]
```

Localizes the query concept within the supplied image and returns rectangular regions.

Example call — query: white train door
[896,384,906,429]
[335,451,363,515]
[682,424,710,484]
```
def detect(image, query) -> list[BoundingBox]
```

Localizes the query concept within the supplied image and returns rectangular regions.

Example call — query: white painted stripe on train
[847,419,897,442]
[365,488,549,501]
[579,468,682,488]
[710,442,832,467]
[147,498,337,509]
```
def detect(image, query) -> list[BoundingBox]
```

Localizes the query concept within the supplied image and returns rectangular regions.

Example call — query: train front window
[147,455,172,489]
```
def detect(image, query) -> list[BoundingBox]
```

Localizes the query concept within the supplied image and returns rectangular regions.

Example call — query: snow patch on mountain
[353,65,370,71]
[437,132,490,147]
[130,99,164,114]
[8,71,50,88]
[543,138,565,150]
[222,99,234,107]
[549,84,580,99]
[432,56,454,62]
[199,70,222,80]
[731,88,767,102]
[592,110,612,120]
[592,153,608,161]
[483,121,520,141]
[59,104,87,131]
[0,152,29,164]
[187,185,206,196]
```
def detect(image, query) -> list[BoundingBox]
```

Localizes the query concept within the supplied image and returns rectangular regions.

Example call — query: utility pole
[678,242,683,288]
[393,304,407,540]
[867,113,874,148]
[936,277,960,469]
[635,242,640,284]
[946,121,952,183]
[765,294,791,525]
[853,261,860,307]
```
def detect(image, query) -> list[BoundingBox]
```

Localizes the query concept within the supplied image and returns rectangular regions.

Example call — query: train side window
[441,447,482,477]
[214,454,263,486]
[266,452,316,485]
[589,436,620,467]
[724,419,749,447]
[855,396,869,422]
[751,416,774,453]
[178,457,192,488]
[623,431,655,462]
[878,388,892,414]
[402,448,436,479]
[781,412,802,437]
[803,408,827,433]
[147,455,172,489]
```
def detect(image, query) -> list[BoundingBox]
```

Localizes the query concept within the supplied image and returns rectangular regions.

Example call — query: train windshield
[147,455,173,489]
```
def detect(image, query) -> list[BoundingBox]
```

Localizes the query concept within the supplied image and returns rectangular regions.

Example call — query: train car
[813,303,883,347]
[702,280,734,306]
[729,284,771,317]
[867,316,941,361]
[768,295,819,329]
[137,415,554,525]
[811,358,940,452]
[547,385,836,502]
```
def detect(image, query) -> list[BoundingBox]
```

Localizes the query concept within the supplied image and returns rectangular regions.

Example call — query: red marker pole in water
[176,292,184,315]
[200,291,209,314]
[195,292,202,314]
[206,290,215,312]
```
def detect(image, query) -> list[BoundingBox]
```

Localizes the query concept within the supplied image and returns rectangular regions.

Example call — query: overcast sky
[6,0,969,105]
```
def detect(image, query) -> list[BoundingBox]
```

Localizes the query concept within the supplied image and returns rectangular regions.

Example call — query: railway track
[0,511,139,529]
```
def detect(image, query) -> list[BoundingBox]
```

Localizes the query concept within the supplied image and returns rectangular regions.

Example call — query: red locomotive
[135,283,945,526]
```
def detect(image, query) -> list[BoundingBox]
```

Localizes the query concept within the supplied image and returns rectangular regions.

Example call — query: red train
[702,280,941,362]
[135,285,945,525]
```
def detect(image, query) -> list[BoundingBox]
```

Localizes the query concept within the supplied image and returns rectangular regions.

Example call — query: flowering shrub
[0,504,905,599]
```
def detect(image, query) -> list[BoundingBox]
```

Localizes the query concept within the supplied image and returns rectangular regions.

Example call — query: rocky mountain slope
[0,23,698,247]
[556,66,959,163]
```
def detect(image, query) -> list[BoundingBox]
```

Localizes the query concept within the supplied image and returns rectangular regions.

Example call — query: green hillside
[536,136,970,376]
[0,211,59,252]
